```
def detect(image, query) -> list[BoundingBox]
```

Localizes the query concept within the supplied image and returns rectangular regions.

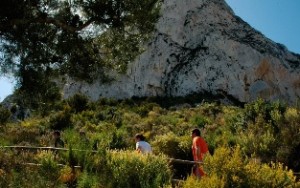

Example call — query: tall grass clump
[77,170,101,188]
[151,133,192,179]
[36,150,61,183]
[105,150,172,188]
[151,133,191,159]
[0,150,16,187]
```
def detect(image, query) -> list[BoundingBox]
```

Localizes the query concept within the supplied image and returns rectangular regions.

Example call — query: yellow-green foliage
[1,98,300,187]
[182,146,300,188]
[190,114,211,129]
[183,174,226,188]
[244,161,299,188]
[151,132,191,159]
[36,150,60,180]
[281,107,300,146]
[237,123,277,159]
[151,133,193,179]
[20,117,43,128]
[0,150,17,173]
[77,170,101,188]
[106,150,172,188]
[5,125,41,145]
[0,150,66,188]
[72,110,100,128]
[284,107,299,122]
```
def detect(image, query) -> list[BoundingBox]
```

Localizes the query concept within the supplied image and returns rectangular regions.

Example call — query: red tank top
[192,136,208,161]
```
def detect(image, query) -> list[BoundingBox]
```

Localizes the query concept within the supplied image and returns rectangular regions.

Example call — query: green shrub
[109,130,127,149]
[237,123,277,161]
[0,149,65,188]
[120,111,142,133]
[190,115,211,129]
[244,161,299,188]
[183,174,225,188]
[203,124,236,153]
[199,102,222,118]
[77,170,101,188]
[85,148,108,173]
[277,107,300,171]
[223,110,246,133]
[63,129,90,149]
[105,151,172,188]
[49,105,72,130]
[96,97,118,106]
[36,150,60,181]
[156,112,181,126]
[0,150,16,187]
[151,133,193,179]
[182,146,300,188]
[6,126,41,145]
[152,133,190,158]
[131,102,158,117]
[72,110,98,127]
[10,167,66,188]
[244,99,286,132]
[68,93,89,113]
[0,105,11,126]
[0,150,17,172]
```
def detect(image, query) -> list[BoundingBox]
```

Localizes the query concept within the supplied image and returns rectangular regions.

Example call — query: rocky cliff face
[63,0,300,104]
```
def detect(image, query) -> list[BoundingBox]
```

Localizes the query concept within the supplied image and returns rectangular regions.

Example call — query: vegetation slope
[0,95,300,187]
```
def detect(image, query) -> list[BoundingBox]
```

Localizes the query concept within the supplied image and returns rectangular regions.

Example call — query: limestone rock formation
[63,0,300,104]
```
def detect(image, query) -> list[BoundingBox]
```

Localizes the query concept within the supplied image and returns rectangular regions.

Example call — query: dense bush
[105,151,172,188]
[244,99,286,132]
[5,125,41,145]
[279,107,300,171]
[152,133,191,159]
[49,105,72,130]
[0,105,11,126]
[151,133,193,179]
[182,146,300,188]
[77,170,101,188]
[68,94,89,113]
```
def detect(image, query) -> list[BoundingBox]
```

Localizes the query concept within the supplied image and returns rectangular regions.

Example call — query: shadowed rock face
[63,0,300,104]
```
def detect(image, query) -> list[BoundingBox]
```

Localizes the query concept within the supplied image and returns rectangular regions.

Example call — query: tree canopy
[0,0,161,107]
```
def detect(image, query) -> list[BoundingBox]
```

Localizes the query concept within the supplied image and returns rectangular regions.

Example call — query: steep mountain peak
[64,0,300,104]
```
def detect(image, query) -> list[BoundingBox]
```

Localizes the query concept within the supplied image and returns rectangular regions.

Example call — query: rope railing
[22,162,82,169]
[169,158,203,165]
[2,145,203,165]
[1,145,97,153]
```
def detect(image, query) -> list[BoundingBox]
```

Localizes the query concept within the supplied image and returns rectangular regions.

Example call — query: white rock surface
[63,0,300,104]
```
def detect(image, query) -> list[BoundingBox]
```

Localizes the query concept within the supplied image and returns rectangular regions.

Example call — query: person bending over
[135,133,152,154]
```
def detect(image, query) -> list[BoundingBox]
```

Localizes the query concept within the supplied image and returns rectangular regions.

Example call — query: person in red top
[191,128,209,178]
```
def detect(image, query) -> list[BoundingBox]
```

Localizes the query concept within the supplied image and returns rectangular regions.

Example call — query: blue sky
[225,0,300,53]
[1,0,300,102]
[0,77,15,102]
